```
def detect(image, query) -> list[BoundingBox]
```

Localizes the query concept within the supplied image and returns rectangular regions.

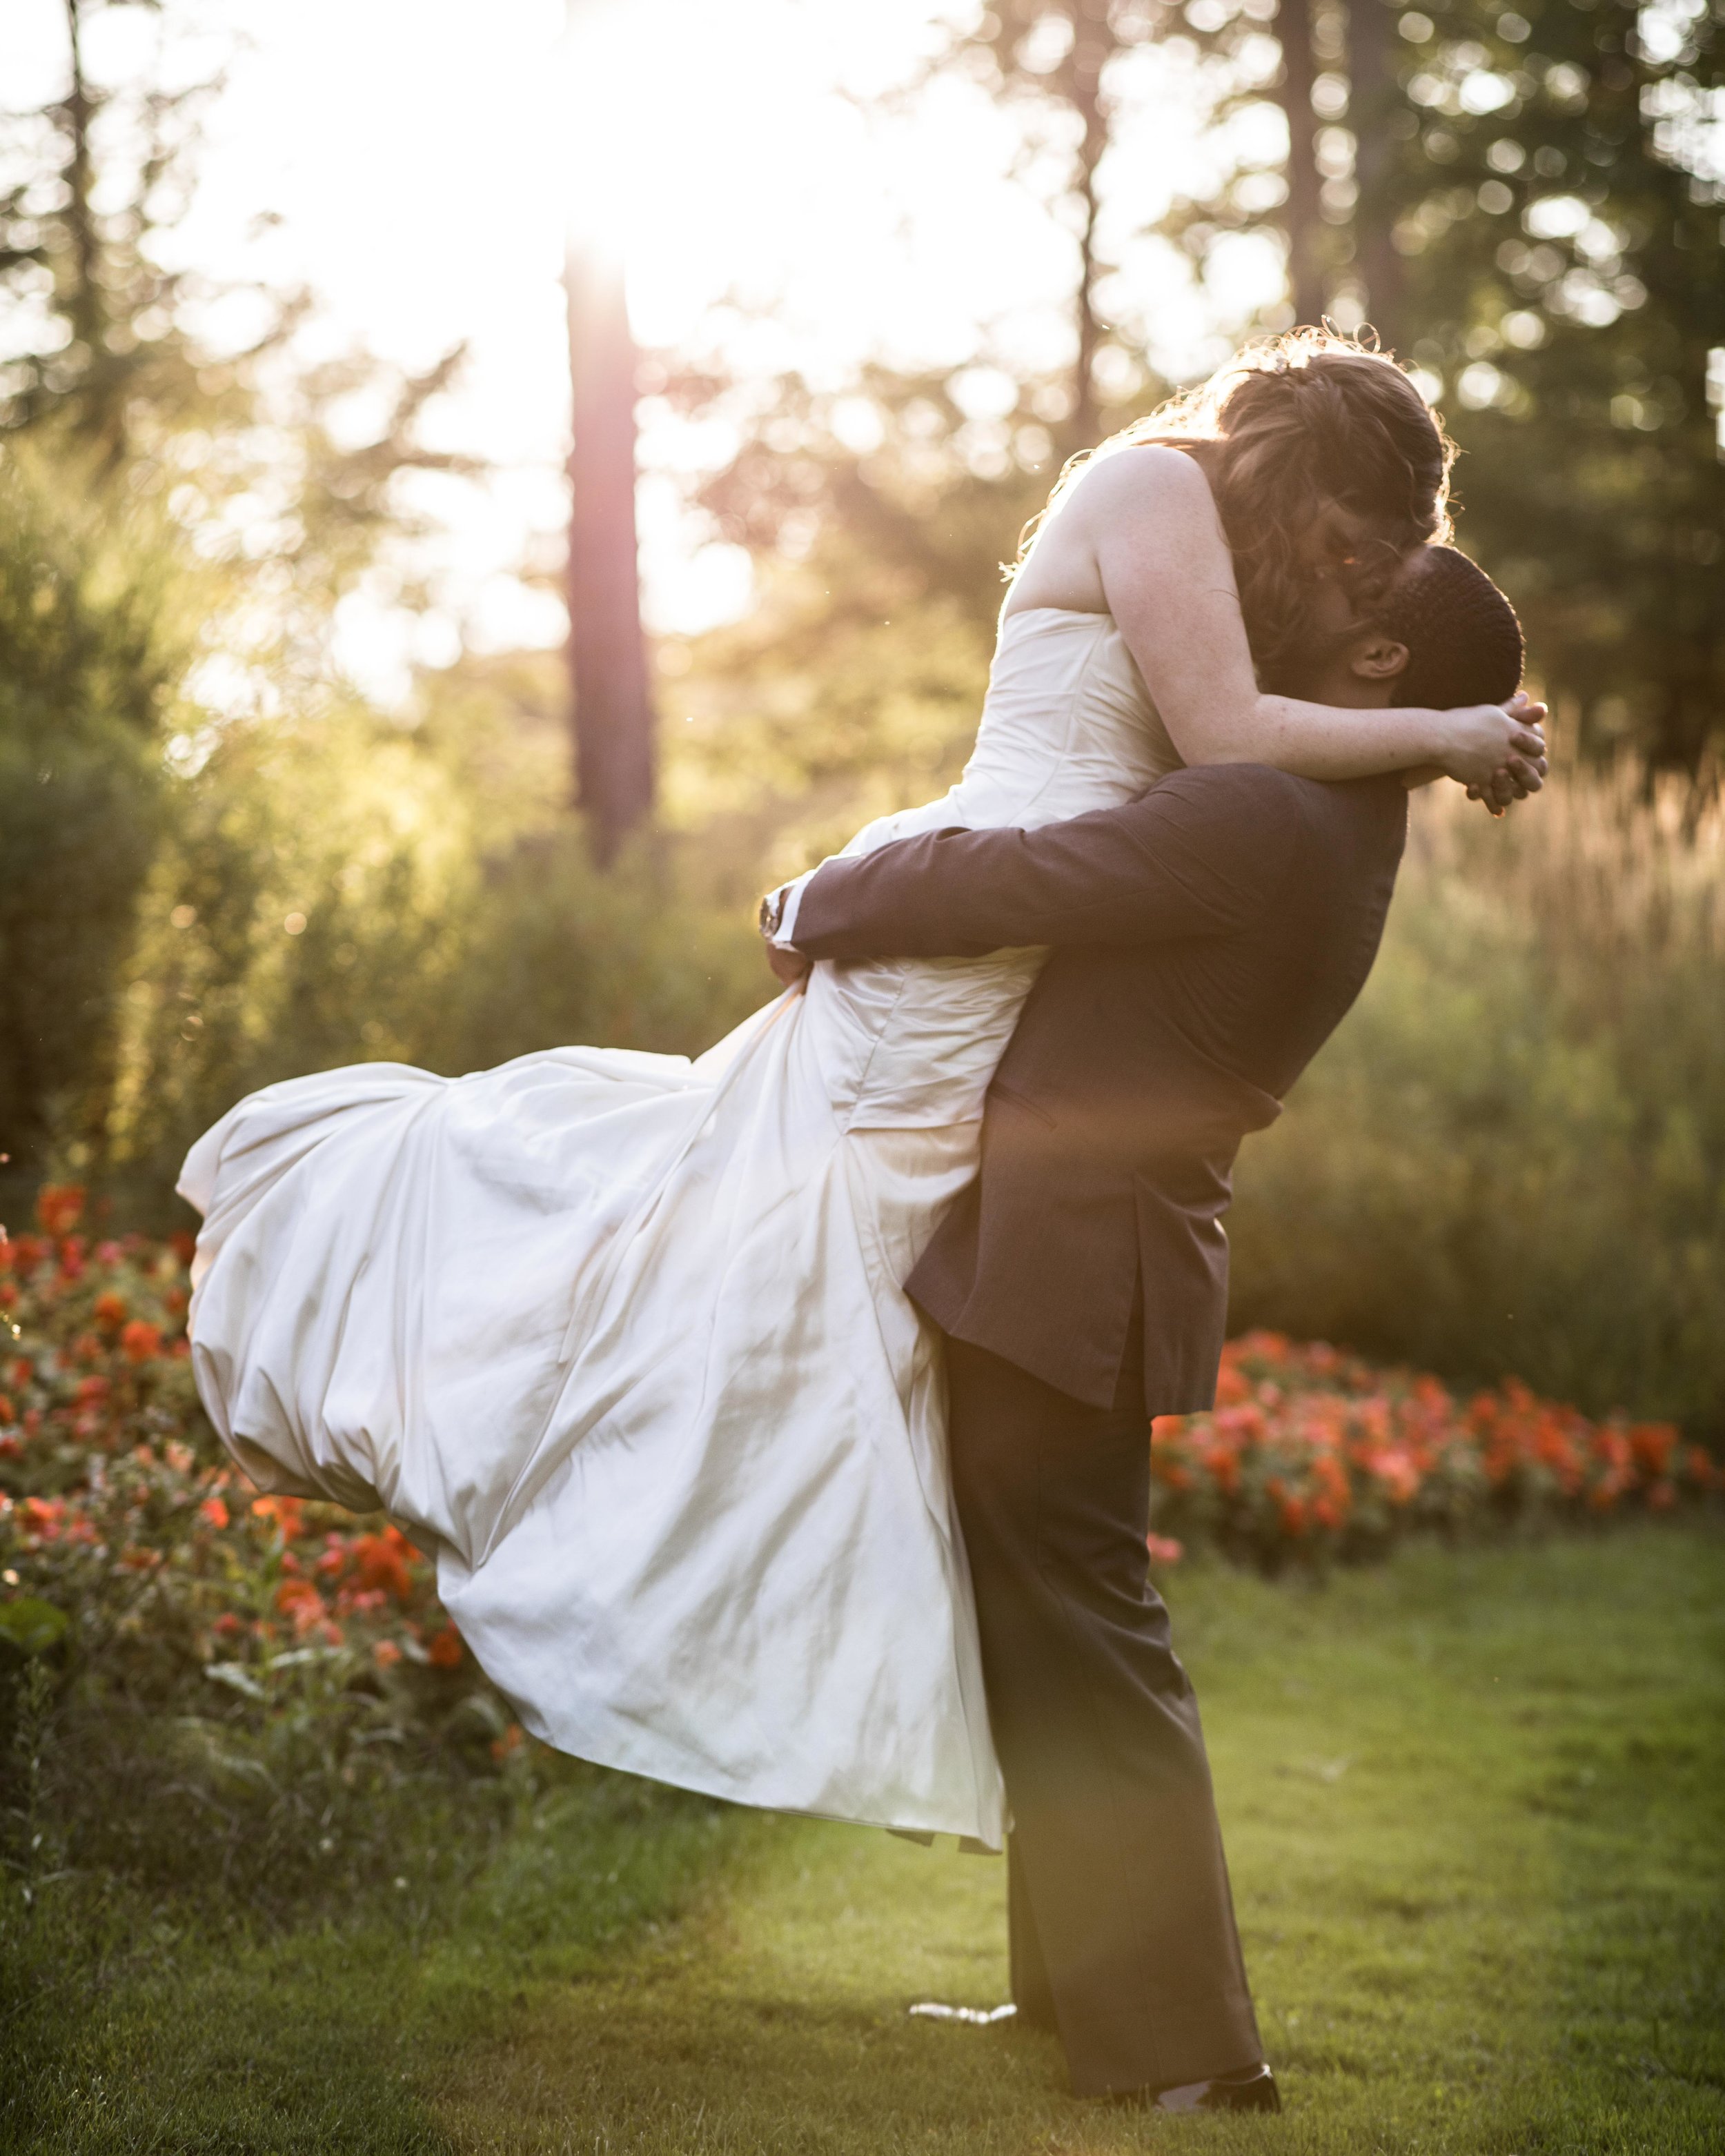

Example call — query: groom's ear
[1350,633,1410,684]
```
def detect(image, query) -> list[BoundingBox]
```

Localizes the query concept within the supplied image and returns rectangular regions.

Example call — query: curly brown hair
[1020,330,1457,681]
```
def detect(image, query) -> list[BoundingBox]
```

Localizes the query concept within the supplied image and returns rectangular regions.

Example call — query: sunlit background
[9,0,1285,694]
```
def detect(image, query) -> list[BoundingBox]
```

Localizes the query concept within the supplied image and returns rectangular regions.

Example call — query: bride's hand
[1436,692,1547,798]
[1467,691,1549,814]
[767,945,811,989]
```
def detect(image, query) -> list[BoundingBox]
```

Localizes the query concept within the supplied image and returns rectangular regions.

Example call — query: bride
[181,333,1544,1847]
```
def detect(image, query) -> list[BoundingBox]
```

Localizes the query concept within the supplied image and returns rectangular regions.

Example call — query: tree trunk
[1348,0,1404,352]
[1273,0,1326,326]
[564,243,655,862]
[1066,4,1109,448]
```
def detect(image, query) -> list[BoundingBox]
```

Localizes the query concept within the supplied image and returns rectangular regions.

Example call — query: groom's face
[1291,547,1436,708]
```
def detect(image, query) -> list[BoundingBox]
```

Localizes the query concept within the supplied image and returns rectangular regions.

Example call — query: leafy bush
[95,684,767,1220]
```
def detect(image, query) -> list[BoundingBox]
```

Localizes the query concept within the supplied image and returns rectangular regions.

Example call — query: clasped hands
[1412,690,1548,815]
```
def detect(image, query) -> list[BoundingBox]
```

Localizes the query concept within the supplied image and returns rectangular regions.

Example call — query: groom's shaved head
[1379,545,1524,710]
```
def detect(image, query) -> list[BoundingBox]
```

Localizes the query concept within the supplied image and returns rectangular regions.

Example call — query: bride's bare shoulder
[1066,442,1216,525]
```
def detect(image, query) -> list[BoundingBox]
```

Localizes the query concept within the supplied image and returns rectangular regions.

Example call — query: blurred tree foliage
[0,0,232,459]
[1343,0,1725,769]
[0,0,480,651]
[0,451,189,1174]
[0,0,509,1186]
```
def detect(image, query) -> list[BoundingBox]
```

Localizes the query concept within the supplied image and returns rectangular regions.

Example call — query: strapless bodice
[795,606,1184,1131]
[840,606,1181,856]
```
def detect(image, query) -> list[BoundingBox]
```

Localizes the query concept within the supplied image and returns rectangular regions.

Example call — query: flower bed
[1,1190,1717,1757]
[0,1188,475,1692]
[1147,1333,1718,1570]
[1,1190,529,1910]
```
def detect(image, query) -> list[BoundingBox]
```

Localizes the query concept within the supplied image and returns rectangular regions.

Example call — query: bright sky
[8,0,1284,698]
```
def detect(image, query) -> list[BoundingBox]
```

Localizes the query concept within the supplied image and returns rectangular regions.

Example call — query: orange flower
[275,1578,328,1634]
[250,1494,306,1539]
[35,1185,85,1235]
[199,1495,230,1529]
[491,1723,526,1762]
[93,1290,128,1331]
[351,1526,419,1603]
[372,1639,404,1669]
[427,1627,464,1670]
[120,1319,162,1363]
[0,1395,12,1426]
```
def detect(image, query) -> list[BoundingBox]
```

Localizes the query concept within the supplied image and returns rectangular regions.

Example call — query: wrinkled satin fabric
[180,607,1181,1845]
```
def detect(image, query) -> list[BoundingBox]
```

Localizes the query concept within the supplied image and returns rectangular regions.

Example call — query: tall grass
[1230,760,1725,1436]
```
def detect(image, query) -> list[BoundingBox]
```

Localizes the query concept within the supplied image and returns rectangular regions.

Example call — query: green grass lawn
[10,1527,1723,2155]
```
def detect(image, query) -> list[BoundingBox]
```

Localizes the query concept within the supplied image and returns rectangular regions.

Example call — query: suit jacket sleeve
[789,765,1302,960]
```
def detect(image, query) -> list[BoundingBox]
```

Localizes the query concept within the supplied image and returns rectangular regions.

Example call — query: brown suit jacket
[789,764,1408,1414]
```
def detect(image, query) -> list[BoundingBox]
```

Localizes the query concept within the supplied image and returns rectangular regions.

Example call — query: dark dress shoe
[1143,2064,1281,2115]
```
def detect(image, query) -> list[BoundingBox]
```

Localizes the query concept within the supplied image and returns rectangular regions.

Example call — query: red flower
[93,1290,128,1331]
[1145,1533,1185,1566]
[199,1496,230,1529]
[427,1627,464,1669]
[373,1639,403,1668]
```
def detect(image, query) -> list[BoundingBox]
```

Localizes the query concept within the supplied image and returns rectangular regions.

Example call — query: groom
[760,546,1535,2111]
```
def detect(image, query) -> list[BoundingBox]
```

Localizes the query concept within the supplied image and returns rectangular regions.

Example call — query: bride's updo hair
[1023,329,1456,679]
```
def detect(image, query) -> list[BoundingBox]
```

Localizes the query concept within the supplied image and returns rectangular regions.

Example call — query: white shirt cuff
[765,869,815,949]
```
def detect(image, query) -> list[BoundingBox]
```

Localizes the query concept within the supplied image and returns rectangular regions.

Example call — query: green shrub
[97,690,767,1219]
[0,448,193,1177]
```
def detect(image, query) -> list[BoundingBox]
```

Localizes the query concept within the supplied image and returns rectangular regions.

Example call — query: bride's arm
[1074,448,1541,789]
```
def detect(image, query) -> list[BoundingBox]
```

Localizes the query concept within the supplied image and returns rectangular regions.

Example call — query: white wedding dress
[181,606,1181,1846]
